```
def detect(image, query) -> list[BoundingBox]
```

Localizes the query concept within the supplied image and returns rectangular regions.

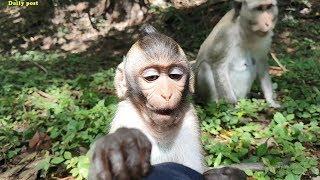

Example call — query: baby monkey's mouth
[153,109,174,115]
[256,30,269,37]
[146,104,176,116]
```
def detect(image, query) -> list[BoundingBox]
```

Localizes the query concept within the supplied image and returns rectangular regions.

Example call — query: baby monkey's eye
[255,6,264,11]
[169,67,184,80]
[266,4,273,10]
[142,68,159,82]
[145,75,159,81]
[267,4,273,9]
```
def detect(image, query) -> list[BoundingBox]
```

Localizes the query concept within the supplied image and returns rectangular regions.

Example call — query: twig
[313,86,320,96]
[296,14,320,20]
[54,177,75,180]
[230,162,265,171]
[27,60,48,74]
[206,162,265,171]
[87,11,100,32]
[270,53,288,72]
[36,90,57,102]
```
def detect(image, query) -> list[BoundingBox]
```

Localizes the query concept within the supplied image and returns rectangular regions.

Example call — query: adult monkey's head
[234,0,278,37]
[114,25,194,129]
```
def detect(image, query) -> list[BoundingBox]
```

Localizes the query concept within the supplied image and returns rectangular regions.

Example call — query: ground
[0,0,319,179]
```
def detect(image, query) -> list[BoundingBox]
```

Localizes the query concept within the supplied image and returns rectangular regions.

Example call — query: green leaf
[285,173,299,180]
[269,166,276,174]
[274,112,286,124]
[286,114,295,121]
[64,151,72,160]
[206,155,213,166]
[245,169,253,176]
[49,127,60,139]
[262,157,270,166]
[311,167,319,175]
[291,163,305,175]
[214,153,222,167]
[256,143,268,157]
[227,153,240,163]
[301,112,311,118]
[36,159,51,171]
[77,156,90,179]
[70,168,79,177]
[51,156,65,164]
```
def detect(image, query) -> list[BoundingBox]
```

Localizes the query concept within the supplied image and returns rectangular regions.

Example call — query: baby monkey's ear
[189,71,195,94]
[233,0,243,21]
[114,61,128,100]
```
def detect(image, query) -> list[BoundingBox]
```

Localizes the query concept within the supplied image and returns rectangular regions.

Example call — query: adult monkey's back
[195,0,280,108]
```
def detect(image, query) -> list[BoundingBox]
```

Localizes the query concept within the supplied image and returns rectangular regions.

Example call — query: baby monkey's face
[124,37,191,126]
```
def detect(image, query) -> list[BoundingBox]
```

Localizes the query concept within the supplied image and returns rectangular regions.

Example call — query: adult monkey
[195,0,280,108]
[89,25,246,179]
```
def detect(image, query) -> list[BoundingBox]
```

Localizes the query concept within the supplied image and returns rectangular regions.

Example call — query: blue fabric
[143,162,203,180]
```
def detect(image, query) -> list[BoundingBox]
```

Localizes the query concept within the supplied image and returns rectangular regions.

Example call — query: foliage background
[0,0,319,179]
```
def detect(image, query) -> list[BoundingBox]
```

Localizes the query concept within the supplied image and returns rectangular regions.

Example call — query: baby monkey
[88,25,247,179]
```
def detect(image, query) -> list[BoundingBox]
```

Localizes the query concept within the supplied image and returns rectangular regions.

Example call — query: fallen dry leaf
[28,131,51,151]
[269,66,285,77]
[286,47,296,53]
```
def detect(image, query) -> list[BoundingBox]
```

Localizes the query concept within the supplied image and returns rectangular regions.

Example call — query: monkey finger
[140,147,151,176]
[123,138,142,178]
[108,148,129,180]
[130,129,152,175]
[91,148,112,180]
